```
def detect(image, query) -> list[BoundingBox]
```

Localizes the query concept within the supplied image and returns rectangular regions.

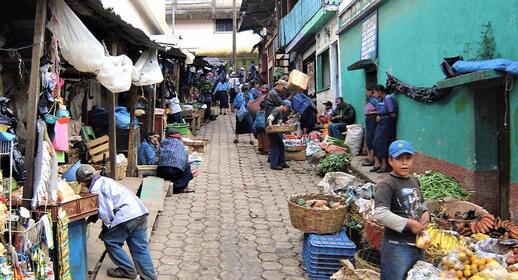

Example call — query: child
[373,140,430,280]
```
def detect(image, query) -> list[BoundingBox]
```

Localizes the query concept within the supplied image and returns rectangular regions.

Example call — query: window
[317,49,330,91]
[215,19,233,33]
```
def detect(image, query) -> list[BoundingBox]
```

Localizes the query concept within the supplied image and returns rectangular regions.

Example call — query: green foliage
[318,153,350,176]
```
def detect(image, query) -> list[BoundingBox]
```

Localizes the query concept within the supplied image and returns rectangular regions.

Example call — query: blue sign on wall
[361,11,377,59]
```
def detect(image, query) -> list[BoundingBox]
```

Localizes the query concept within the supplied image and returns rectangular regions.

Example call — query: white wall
[175,20,260,55]
[102,0,170,35]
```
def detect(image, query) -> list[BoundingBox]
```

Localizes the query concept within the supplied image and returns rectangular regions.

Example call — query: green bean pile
[416,171,469,200]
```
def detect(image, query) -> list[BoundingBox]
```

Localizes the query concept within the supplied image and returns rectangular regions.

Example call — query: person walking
[76,165,157,280]
[328,97,355,139]
[266,100,292,170]
[372,85,398,173]
[228,71,241,110]
[156,128,195,193]
[213,78,230,115]
[362,87,378,166]
[254,85,270,154]
[233,84,255,144]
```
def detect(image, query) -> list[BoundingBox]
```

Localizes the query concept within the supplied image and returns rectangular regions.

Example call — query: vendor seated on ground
[156,127,194,193]
[372,140,430,280]
[138,132,159,165]
[317,101,334,124]
[328,97,355,139]
[76,165,157,280]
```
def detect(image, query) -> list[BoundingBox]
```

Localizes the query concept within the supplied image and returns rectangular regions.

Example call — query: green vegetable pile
[416,171,469,200]
[318,153,350,176]
[327,136,350,149]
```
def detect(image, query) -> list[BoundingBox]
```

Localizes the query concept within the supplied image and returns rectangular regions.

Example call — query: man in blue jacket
[76,165,156,280]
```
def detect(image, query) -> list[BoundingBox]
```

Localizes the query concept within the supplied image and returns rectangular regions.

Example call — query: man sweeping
[76,164,156,280]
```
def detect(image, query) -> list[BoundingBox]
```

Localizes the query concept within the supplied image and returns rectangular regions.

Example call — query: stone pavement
[150,113,322,279]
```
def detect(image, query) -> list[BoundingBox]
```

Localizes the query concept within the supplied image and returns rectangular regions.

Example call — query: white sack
[345,124,364,156]
[132,49,164,86]
[48,0,132,93]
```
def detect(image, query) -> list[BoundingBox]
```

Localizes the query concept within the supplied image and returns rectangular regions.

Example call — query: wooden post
[146,85,156,135]
[126,85,138,177]
[107,34,118,179]
[23,0,47,205]
[160,58,167,139]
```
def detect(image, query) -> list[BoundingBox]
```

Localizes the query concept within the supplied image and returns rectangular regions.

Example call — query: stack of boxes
[302,228,357,280]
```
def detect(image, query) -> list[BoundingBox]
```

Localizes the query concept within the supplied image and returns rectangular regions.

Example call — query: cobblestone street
[150,114,321,279]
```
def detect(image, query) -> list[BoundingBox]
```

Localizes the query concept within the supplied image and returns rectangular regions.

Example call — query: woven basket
[288,193,347,234]
[96,163,128,180]
[285,145,306,152]
[266,125,296,134]
[354,247,381,273]
[363,219,384,250]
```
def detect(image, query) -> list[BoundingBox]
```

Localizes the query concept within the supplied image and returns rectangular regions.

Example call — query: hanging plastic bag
[47,0,132,93]
[254,111,266,129]
[237,103,248,122]
[132,49,164,86]
[115,106,131,129]
[52,121,69,151]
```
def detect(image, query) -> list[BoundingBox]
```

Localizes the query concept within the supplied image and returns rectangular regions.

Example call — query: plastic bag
[115,106,131,129]
[345,124,364,155]
[52,121,69,151]
[237,103,248,122]
[132,49,164,86]
[405,261,441,280]
[254,111,266,129]
[317,172,360,194]
[48,0,132,93]
[453,59,511,74]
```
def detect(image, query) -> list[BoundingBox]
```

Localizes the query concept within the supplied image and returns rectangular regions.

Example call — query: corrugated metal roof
[238,0,275,32]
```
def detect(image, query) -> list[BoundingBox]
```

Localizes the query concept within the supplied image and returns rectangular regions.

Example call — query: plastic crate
[304,228,357,256]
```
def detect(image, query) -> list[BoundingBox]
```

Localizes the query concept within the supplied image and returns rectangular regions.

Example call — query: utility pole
[232,0,237,69]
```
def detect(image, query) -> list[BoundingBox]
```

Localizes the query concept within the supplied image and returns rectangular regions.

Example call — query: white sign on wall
[360,11,377,59]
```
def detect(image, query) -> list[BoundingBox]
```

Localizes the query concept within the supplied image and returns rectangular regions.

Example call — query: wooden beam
[146,85,156,135]
[107,33,118,179]
[23,0,47,206]
[126,85,138,177]
[160,58,166,139]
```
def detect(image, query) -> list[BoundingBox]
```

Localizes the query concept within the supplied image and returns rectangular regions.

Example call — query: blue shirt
[376,94,398,115]
[89,175,149,229]
[138,140,158,165]
[158,138,189,171]
[215,81,229,92]
[249,88,260,99]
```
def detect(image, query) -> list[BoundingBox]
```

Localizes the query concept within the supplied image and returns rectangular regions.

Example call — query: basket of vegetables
[288,193,347,234]
[416,171,469,200]
[318,153,351,176]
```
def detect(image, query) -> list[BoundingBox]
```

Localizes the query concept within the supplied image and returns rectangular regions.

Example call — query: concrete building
[337,0,518,221]
[101,0,170,35]
[166,0,259,65]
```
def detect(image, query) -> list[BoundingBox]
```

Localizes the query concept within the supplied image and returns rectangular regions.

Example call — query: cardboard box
[285,150,306,161]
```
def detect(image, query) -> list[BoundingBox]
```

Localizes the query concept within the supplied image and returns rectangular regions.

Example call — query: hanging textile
[385,73,448,104]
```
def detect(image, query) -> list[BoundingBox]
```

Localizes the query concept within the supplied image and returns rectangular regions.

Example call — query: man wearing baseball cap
[372,140,430,280]
[76,165,156,279]
[264,79,289,118]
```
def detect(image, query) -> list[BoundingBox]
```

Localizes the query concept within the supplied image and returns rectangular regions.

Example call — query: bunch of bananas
[426,226,467,255]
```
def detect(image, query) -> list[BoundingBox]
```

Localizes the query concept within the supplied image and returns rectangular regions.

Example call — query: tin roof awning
[238,0,276,32]
[347,58,378,73]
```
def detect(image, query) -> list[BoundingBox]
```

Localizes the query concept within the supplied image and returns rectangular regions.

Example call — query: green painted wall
[338,0,518,181]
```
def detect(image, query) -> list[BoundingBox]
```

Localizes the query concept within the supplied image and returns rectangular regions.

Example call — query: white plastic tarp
[47,0,133,93]
[132,49,164,86]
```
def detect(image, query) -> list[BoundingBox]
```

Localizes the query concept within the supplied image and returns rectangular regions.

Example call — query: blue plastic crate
[304,228,356,256]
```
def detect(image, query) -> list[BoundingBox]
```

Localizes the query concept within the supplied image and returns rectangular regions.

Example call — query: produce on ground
[416,171,469,200]
[318,153,350,176]
[295,198,345,210]
[326,136,349,149]
[439,247,499,279]
[425,226,467,255]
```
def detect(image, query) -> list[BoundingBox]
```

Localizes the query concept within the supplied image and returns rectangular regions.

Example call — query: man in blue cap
[266,100,292,170]
[372,140,430,280]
